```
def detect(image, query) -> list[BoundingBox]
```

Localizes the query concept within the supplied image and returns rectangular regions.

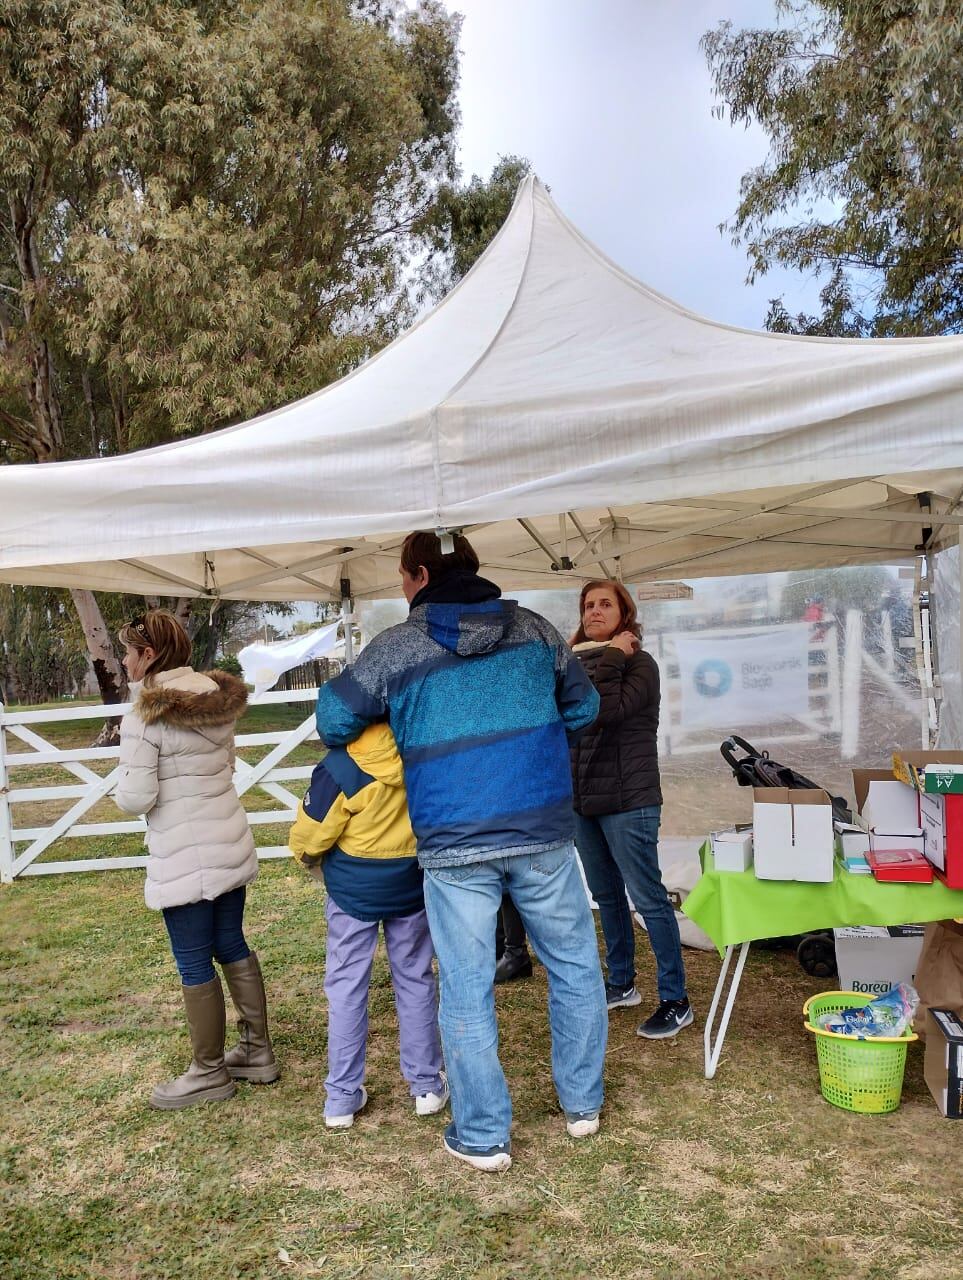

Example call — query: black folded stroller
[719,736,852,978]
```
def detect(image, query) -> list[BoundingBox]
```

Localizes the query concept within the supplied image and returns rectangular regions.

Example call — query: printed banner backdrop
[673,625,811,730]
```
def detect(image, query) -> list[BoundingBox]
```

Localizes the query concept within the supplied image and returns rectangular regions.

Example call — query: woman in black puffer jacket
[571,580,692,1041]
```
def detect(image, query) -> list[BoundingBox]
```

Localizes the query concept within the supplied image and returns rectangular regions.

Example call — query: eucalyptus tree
[703,2,963,336]
[0,0,459,704]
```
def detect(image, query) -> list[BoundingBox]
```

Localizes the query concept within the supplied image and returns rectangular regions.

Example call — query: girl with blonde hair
[114,610,278,1108]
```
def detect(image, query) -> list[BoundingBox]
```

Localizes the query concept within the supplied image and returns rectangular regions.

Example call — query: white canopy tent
[1,176,963,604]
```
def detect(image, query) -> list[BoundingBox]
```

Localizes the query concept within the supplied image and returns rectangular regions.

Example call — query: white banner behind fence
[673,624,811,729]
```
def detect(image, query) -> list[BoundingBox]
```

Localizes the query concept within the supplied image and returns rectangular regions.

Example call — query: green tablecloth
[682,845,963,952]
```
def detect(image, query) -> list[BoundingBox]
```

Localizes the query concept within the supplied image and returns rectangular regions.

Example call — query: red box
[920,792,963,890]
[867,847,934,883]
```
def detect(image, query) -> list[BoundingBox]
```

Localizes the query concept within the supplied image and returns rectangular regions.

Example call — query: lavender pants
[324,896,444,1118]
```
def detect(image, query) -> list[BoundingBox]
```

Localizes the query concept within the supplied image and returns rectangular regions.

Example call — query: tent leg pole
[340,577,355,667]
[952,535,957,747]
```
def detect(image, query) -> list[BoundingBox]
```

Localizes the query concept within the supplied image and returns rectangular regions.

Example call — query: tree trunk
[81,368,99,455]
[109,373,129,453]
[70,588,129,744]
[173,596,194,634]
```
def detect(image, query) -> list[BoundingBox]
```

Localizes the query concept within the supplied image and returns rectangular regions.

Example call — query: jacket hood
[136,668,248,728]
[406,567,511,656]
[346,722,404,785]
[408,598,517,656]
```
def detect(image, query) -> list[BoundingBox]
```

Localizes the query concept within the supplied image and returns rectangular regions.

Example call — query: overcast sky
[446,0,823,329]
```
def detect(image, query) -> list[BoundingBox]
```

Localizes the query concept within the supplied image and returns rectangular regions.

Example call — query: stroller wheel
[796,931,837,979]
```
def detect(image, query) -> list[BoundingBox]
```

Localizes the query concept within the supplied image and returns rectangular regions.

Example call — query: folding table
[683,847,963,1078]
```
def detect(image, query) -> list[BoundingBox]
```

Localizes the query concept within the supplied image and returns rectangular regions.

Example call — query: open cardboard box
[753,788,834,883]
[852,768,922,835]
[833,925,925,995]
[924,1008,963,1119]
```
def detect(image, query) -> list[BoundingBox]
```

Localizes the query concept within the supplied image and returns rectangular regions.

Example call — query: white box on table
[870,833,925,853]
[710,828,753,872]
[752,788,834,882]
[837,827,870,858]
[833,925,925,995]
[852,771,922,837]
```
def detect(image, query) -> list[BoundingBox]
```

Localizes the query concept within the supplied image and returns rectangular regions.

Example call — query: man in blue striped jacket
[316,530,608,1172]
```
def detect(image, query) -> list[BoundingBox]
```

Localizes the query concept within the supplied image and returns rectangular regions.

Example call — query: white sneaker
[443,1129,512,1173]
[325,1086,367,1129]
[565,1111,600,1139]
[415,1081,450,1116]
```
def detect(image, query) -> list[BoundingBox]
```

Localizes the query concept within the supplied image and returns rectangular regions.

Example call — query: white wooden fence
[0,688,320,883]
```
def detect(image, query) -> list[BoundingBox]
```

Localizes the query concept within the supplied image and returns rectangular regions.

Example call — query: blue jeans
[574,806,687,1003]
[422,843,607,1152]
[162,886,251,986]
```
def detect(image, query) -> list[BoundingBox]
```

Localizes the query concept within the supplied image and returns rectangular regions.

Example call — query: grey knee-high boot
[223,952,279,1084]
[150,977,237,1110]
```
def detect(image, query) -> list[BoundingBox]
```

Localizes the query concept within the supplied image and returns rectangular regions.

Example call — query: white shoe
[325,1086,367,1129]
[415,1081,450,1116]
[443,1135,512,1173]
[565,1111,600,1139]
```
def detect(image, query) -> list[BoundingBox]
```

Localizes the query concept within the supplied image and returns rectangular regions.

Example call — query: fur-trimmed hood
[135,667,248,728]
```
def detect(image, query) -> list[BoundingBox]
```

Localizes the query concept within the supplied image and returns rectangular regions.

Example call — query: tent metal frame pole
[517,518,563,570]
[340,574,355,666]
[577,479,859,571]
[120,559,208,594]
[235,548,339,599]
[219,547,356,596]
[619,491,916,580]
[568,511,614,579]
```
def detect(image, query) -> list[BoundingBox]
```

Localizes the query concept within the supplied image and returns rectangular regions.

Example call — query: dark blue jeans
[574,805,687,1003]
[162,886,251,986]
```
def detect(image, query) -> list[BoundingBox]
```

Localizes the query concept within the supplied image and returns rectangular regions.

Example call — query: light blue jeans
[422,843,607,1152]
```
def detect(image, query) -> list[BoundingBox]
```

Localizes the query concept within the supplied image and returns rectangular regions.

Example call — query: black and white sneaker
[637,998,694,1040]
[605,983,642,1010]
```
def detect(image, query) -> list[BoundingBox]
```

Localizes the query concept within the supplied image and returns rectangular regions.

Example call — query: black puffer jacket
[570,642,662,816]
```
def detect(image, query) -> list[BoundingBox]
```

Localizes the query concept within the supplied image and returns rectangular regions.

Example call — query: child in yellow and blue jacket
[289,722,446,1128]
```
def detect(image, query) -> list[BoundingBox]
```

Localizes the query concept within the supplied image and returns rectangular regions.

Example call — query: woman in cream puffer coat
[114,609,278,1110]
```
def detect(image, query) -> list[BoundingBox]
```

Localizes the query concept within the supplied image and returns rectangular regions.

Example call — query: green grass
[3,703,962,1277]
[2,861,962,1280]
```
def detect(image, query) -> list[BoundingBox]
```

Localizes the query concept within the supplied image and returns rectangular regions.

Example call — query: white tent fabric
[1,176,962,601]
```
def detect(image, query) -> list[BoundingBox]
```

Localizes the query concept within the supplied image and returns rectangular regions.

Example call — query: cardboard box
[920,766,963,795]
[924,1008,963,1119]
[836,826,870,858]
[753,788,834,882]
[869,833,925,853]
[710,828,753,873]
[891,753,963,887]
[833,925,925,994]
[894,750,963,794]
[866,846,933,883]
[862,780,921,836]
[919,791,963,889]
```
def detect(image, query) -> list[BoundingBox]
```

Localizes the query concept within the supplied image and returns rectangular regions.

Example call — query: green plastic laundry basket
[802,991,917,1114]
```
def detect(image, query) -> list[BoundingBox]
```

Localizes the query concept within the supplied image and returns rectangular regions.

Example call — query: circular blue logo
[693,658,732,698]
